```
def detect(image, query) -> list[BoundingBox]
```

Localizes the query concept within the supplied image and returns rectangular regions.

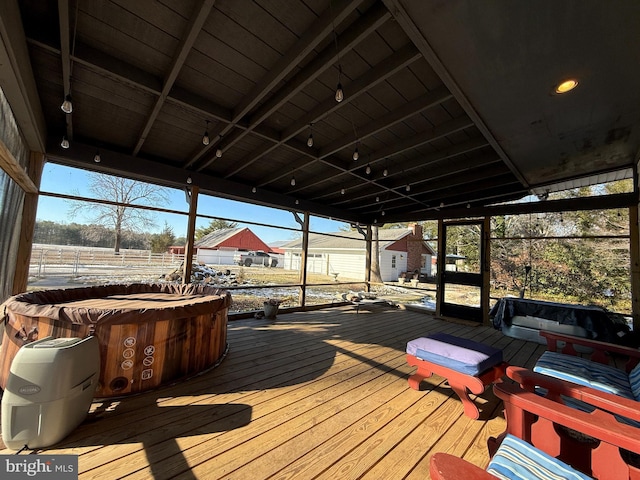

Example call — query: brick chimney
[406,223,423,274]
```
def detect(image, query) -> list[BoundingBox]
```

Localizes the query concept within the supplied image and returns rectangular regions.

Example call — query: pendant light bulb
[215,148,223,158]
[186,176,193,185]
[405,184,411,192]
[94,150,101,163]
[335,83,344,103]
[290,176,296,186]
[61,94,73,114]
[381,211,385,216]
[375,196,379,202]
[365,164,371,175]
[307,132,314,147]
[383,168,388,177]
[60,136,70,149]
[252,186,257,193]
[352,146,359,161]
[202,121,210,145]
[341,188,345,195]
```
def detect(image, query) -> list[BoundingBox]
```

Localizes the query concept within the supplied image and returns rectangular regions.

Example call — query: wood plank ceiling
[7,0,640,224]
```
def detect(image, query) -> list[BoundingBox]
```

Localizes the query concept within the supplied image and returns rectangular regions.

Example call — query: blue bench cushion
[534,351,634,399]
[487,434,591,480]
[406,333,503,376]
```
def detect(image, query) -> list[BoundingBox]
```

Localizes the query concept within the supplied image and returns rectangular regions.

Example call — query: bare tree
[68,173,169,253]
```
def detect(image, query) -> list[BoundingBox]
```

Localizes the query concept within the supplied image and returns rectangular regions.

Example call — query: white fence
[29,244,187,279]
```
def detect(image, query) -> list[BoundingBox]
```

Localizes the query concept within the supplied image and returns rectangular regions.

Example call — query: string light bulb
[93,150,101,163]
[60,136,69,149]
[61,94,73,114]
[252,186,257,193]
[365,164,371,175]
[352,146,359,161]
[405,184,411,192]
[383,168,388,177]
[307,124,314,147]
[186,176,193,184]
[215,147,223,158]
[341,188,345,195]
[335,65,344,102]
[202,121,210,146]
[290,176,296,186]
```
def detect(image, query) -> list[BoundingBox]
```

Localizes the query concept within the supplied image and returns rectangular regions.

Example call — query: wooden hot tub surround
[0,283,231,398]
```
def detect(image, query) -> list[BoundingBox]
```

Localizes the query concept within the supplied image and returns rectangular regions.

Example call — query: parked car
[233,251,277,267]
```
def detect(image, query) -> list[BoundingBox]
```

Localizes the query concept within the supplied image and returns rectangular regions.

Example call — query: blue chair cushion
[534,351,634,399]
[406,333,503,376]
[629,361,640,400]
[486,434,591,480]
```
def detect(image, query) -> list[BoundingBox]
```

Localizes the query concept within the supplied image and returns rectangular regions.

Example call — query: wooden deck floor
[0,306,548,479]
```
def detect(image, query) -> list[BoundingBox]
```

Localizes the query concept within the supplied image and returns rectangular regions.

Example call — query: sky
[37,163,349,245]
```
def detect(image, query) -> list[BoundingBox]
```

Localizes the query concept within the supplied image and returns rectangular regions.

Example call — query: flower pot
[398,278,405,285]
[264,302,279,319]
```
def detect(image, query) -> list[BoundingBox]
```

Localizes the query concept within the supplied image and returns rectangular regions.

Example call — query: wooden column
[365,225,372,291]
[435,218,444,318]
[630,205,640,331]
[12,151,44,294]
[481,216,491,326]
[298,211,310,307]
[182,185,199,284]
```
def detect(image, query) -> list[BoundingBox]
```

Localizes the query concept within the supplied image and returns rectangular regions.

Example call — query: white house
[279,224,435,282]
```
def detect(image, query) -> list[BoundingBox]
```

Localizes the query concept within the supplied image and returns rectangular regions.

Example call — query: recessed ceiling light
[555,79,578,94]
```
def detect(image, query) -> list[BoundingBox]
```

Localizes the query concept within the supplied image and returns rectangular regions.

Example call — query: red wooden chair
[431,366,640,479]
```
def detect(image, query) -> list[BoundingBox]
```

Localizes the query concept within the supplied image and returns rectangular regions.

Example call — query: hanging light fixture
[365,164,371,175]
[290,175,296,186]
[341,188,345,195]
[61,94,73,114]
[186,176,193,184]
[352,145,359,161]
[375,196,379,202]
[405,184,411,192]
[383,168,388,177]
[60,136,70,149]
[381,210,385,216]
[252,186,257,193]
[93,150,101,163]
[307,124,314,147]
[215,135,223,157]
[202,121,210,146]
[295,199,299,205]
[335,65,344,103]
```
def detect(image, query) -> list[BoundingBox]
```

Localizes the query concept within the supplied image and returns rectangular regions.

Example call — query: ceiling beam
[288,115,475,192]
[45,138,360,224]
[193,1,390,172]
[58,0,73,141]
[0,0,46,151]
[384,0,529,189]
[222,43,422,180]
[132,0,215,156]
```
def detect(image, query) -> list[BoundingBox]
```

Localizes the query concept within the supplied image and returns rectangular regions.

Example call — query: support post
[435,218,444,317]
[298,211,309,307]
[482,216,491,326]
[630,205,640,331]
[12,151,44,294]
[365,225,372,291]
[182,185,199,284]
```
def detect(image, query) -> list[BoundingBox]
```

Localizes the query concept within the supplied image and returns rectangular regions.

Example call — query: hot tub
[0,283,231,398]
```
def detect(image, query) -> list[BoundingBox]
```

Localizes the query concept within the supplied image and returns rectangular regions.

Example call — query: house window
[391,255,397,268]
